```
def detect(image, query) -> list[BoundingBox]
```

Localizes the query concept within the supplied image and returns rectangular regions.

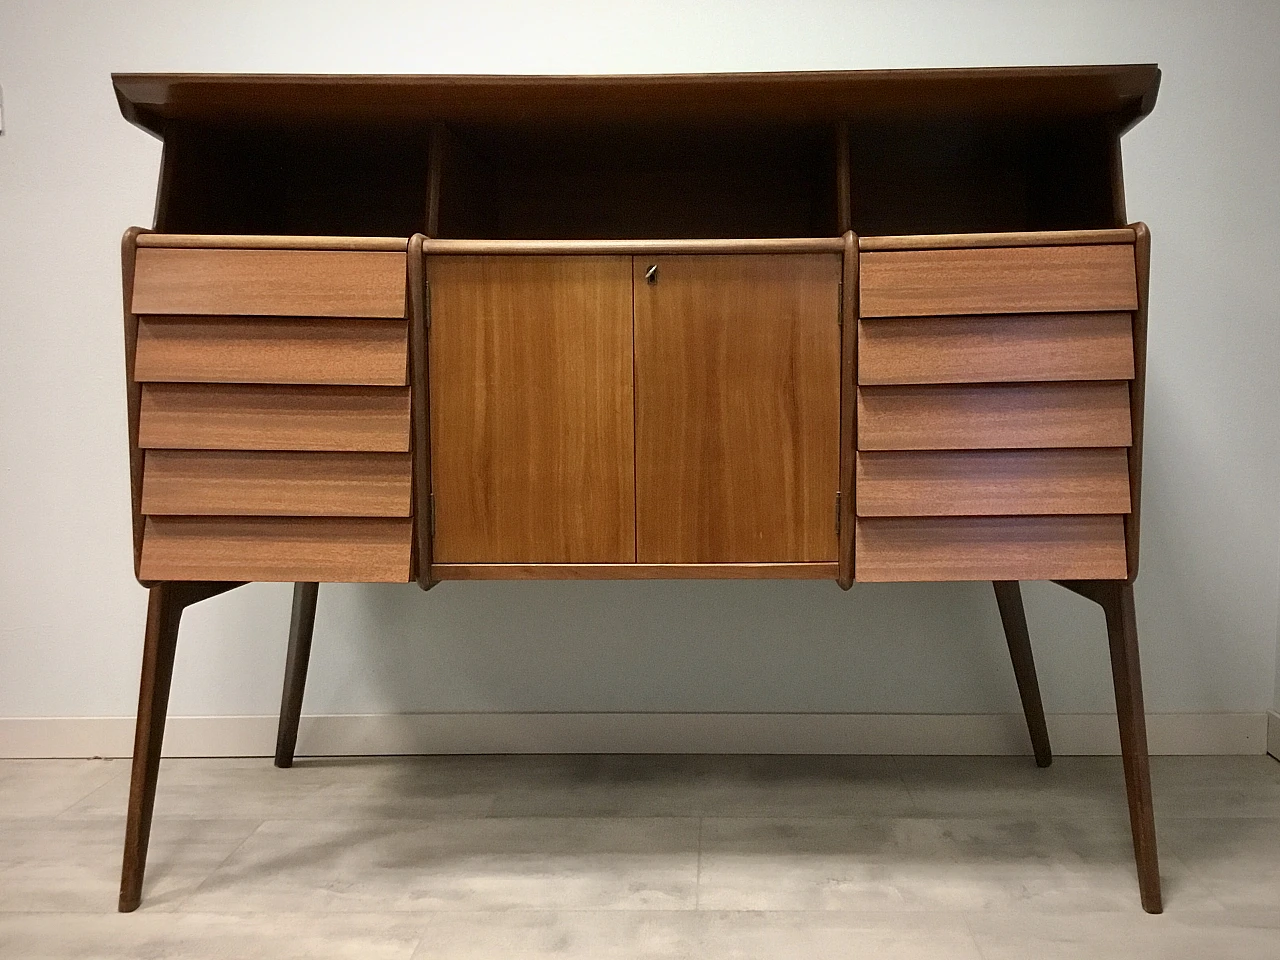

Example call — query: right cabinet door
[633,254,842,563]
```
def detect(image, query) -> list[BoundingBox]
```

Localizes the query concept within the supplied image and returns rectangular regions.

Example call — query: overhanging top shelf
[112,66,1161,138]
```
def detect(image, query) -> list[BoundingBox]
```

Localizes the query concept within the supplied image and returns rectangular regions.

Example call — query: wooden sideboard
[111,66,1164,913]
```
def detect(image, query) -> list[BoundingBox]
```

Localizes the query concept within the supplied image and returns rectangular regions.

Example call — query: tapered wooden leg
[1057,578,1162,914]
[119,581,242,913]
[274,582,319,769]
[1101,581,1163,914]
[992,581,1052,768]
[118,585,182,913]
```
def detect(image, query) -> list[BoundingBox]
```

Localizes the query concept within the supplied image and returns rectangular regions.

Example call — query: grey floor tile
[410,910,985,960]
[965,910,1280,960]
[690,910,985,960]
[183,816,699,913]
[0,911,424,960]
[1148,757,1280,818]
[894,756,1131,818]
[0,759,124,818]
[412,910,700,959]
[0,817,260,913]
[698,816,1212,913]
[1160,816,1280,910]
[485,754,912,818]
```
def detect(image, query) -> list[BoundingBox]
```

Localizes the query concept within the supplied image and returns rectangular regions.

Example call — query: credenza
[111,66,1164,912]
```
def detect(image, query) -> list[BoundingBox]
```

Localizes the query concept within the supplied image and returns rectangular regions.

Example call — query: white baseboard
[1268,710,1280,761]
[0,711,1268,759]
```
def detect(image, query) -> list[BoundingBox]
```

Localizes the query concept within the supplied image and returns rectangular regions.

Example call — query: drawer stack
[855,236,1140,581]
[128,240,414,582]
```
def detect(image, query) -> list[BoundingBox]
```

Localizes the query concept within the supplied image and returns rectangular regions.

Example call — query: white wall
[2,1,1279,749]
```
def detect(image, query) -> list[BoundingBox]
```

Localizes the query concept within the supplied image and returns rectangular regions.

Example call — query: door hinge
[837,281,844,328]
[835,492,842,535]
[428,493,436,538]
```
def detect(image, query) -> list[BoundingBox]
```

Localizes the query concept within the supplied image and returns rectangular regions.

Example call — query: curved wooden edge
[838,230,857,590]
[1126,222,1150,583]
[407,234,436,591]
[859,228,1136,252]
[136,234,409,251]
[122,226,154,587]
[421,238,846,256]
[434,563,839,581]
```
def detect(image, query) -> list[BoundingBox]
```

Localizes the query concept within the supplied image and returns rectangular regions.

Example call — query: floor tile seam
[171,818,268,908]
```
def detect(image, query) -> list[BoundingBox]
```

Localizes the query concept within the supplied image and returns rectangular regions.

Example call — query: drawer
[855,515,1128,582]
[860,244,1138,318]
[132,247,407,318]
[858,312,1135,385]
[856,449,1131,517]
[134,316,408,385]
[137,383,411,452]
[857,382,1132,450]
[139,516,412,582]
[141,450,412,517]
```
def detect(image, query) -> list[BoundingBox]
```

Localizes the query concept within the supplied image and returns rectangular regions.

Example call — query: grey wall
[1,0,1278,726]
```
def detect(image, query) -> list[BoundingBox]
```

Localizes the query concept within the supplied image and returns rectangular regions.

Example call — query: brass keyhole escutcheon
[644,264,659,284]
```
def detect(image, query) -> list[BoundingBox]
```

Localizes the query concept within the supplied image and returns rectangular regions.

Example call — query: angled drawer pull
[141,450,412,517]
[134,316,409,386]
[858,381,1132,450]
[857,449,1132,517]
[139,516,412,582]
[132,247,407,318]
[860,244,1138,318]
[137,383,411,452]
[858,312,1135,385]
[855,515,1128,582]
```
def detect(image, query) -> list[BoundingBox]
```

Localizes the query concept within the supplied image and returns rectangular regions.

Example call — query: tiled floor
[1,754,1279,958]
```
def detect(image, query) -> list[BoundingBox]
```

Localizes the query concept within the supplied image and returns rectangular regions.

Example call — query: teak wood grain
[134,316,408,385]
[432,563,838,580]
[858,229,1135,251]
[1126,223,1151,581]
[838,232,858,589]
[141,450,411,517]
[857,382,1133,450]
[858,312,1135,385]
[138,383,410,452]
[855,515,1128,582]
[634,254,841,563]
[856,449,1132,517]
[139,516,412,582]
[427,255,636,564]
[860,244,1138,317]
[132,247,407,318]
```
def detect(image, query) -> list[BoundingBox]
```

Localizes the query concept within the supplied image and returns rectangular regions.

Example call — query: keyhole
[644,264,659,284]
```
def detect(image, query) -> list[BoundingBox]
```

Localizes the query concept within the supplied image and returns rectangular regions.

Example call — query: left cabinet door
[427,256,637,564]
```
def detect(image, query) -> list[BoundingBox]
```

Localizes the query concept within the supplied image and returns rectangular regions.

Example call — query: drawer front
[137,383,411,452]
[857,449,1132,517]
[858,312,1135,385]
[856,515,1128,582]
[134,316,408,385]
[139,516,412,582]
[860,244,1138,318]
[858,382,1132,450]
[141,450,412,517]
[132,248,407,318]
[128,240,415,582]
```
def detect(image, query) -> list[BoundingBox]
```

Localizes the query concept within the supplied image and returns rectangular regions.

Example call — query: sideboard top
[113,65,1160,138]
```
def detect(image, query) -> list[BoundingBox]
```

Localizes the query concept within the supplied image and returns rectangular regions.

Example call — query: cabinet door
[428,256,636,563]
[633,254,842,563]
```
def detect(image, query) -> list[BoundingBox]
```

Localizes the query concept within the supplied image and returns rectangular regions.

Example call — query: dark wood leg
[993,581,1052,767]
[274,582,319,769]
[119,581,242,912]
[1057,578,1162,914]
